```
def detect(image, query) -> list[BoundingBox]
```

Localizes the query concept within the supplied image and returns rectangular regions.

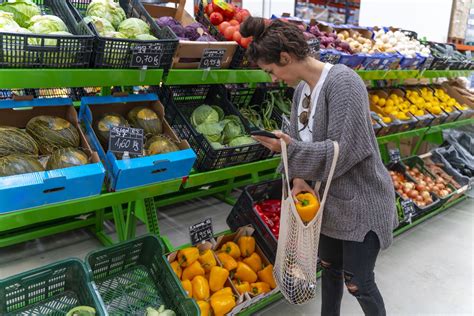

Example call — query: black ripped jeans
[318,231,386,316]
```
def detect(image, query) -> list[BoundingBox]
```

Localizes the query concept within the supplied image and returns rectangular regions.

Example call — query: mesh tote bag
[274,139,339,305]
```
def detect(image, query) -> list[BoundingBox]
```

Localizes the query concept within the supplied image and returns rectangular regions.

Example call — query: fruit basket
[227,179,282,263]
[86,235,199,315]
[387,87,435,129]
[0,0,94,68]
[0,259,105,316]
[159,84,272,171]
[67,0,178,70]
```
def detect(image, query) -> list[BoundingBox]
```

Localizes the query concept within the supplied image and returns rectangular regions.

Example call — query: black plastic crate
[227,179,281,263]
[0,259,105,316]
[159,84,272,171]
[86,235,198,315]
[67,0,178,70]
[225,83,294,131]
[0,0,94,68]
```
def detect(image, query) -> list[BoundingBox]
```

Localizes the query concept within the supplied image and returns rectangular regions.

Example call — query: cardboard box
[142,2,238,69]
[0,97,105,213]
[79,93,196,191]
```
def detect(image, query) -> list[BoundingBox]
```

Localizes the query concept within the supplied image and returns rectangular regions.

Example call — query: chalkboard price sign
[131,43,163,68]
[108,126,144,155]
[199,49,226,69]
[189,218,214,245]
[307,39,320,59]
[401,199,415,219]
[389,149,401,163]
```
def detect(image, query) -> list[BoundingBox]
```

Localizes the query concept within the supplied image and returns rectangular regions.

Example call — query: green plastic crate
[0,258,105,316]
[85,235,199,316]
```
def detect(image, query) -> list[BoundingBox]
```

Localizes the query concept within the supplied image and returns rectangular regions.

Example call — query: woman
[240,17,398,316]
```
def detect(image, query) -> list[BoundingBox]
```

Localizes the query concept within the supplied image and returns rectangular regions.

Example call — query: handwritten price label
[108,126,144,155]
[189,218,214,245]
[199,49,226,69]
[131,43,163,68]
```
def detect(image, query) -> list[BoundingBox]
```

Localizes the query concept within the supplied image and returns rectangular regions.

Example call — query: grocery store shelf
[0,69,164,89]
[357,69,472,80]
[164,69,272,85]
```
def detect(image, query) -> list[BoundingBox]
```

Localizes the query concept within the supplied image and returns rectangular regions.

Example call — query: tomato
[209,12,224,25]
[223,26,236,40]
[240,36,252,49]
[240,9,251,21]
[232,31,242,44]
[229,19,240,27]
[204,3,214,16]
[218,21,231,34]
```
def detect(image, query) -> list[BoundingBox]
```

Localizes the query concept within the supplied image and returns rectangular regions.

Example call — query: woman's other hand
[292,178,316,199]
[252,131,292,153]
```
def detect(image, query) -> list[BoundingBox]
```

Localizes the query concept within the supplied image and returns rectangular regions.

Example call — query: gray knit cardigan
[279,64,398,250]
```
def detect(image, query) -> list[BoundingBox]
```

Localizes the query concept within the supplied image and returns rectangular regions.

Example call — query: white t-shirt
[298,63,333,142]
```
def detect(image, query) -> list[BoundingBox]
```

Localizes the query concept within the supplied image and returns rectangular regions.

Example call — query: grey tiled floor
[0,197,472,315]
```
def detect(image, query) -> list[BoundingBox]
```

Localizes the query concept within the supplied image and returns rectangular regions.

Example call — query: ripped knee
[344,271,359,296]
[320,260,331,269]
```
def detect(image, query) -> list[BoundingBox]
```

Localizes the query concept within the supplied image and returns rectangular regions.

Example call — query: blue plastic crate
[79,94,196,191]
[0,98,105,214]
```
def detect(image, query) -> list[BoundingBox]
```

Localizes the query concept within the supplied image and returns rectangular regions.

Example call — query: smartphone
[250,129,279,139]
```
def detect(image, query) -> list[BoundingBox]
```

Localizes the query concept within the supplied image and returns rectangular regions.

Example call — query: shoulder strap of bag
[280,139,339,208]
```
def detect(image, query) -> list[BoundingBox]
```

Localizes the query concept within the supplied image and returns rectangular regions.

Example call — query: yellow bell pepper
[198,249,217,273]
[209,266,229,292]
[242,253,263,273]
[234,262,257,283]
[217,252,238,271]
[258,264,277,289]
[295,192,320,223]
[192,275,210,300]
[220,241,241,259]
[170,260,182,279]
[197,300,211,316]
[238,236,255,257]
[210,293,236,316]
[177,247,200,268]
[250,282,271,295]
[233,280,250,294]
[181,279,193,297]
[211,287,233,299]
[182,261,205,281]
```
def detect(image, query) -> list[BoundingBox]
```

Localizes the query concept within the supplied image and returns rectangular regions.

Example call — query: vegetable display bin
[0,0,94,68]
[159,84,272,171]
[85,235,199,315]
[67,0,178,70]
[79,93,196,191]
[0,259,106,316]
[227,179,282,263]
[0,97,105,214]
[141,1,238,69]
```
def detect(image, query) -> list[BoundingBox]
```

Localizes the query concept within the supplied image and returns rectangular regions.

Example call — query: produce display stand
[0,68,472,315]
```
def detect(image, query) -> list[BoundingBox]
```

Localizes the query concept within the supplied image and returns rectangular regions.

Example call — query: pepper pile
[254,200,281,238]
[169,235,276,316]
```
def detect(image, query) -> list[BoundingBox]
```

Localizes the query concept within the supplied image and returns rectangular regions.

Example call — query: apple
[210,12,224,25]
[224,26,236,40]
[240,36,252,49]
[205,3,214,16]
[233,31,242,44]
[229,19,240,27]
[240,9,251,21]
[218,21,231,34]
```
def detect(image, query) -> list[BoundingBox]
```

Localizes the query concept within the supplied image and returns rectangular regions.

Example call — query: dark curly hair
[240,17,310,65]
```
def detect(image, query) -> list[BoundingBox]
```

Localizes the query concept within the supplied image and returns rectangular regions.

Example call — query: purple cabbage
[196,34,216,42]
[309,25,319,35]
[170,24,186,38]
[156,16,181,28]
[303,32,316,40]
[185,22,206,41]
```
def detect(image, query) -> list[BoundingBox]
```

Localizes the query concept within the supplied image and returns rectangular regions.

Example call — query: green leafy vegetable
[118,18,150,39]
[28,15,68,34]
[0,0,40,28]
[191,104,220,127]
[86,0,126,29]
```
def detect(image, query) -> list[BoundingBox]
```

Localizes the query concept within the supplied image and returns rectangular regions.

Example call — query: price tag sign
[199,48,226,69]
[324,52,340,65]
[189,218,214,245]
[389,149,401,163]
[421,54,435,70]
[131,43,163,68]
[401,199,415,218]
[108,126,144,155]
[307,39,320,59]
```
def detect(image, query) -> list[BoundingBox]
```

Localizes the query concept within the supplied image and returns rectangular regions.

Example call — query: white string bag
[274,139,339,305]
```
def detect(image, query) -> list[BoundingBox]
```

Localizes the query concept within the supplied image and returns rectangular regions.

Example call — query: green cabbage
[190,104,220,127]
[196,122,224,142]
[118,18,150,38]
[44,31,73,46]
[103,31,127,39]
[0,0,40,27]
[134,33,157,40]
[86,0,126,29]
[84,15,115,36]
[0,10,19,29]
[222,119,244,144]
[228,136,256,147]
[28,15,68,34]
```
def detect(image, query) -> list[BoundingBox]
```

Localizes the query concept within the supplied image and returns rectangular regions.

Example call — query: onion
[415,184,426,192]
[421,191,431,199]
[416,195,423,202]
[408,171,416,177]
[412,167,420,174]
[419,180,427,186]
[403,182,415,190]
[418,202,426,207]
[408,190,419,199]
[401,194,409,200]
[393,181,400,189]
[439,189,449,197]
[435,177,444,184]
[446,188,452,194]
[425,198,433,205]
